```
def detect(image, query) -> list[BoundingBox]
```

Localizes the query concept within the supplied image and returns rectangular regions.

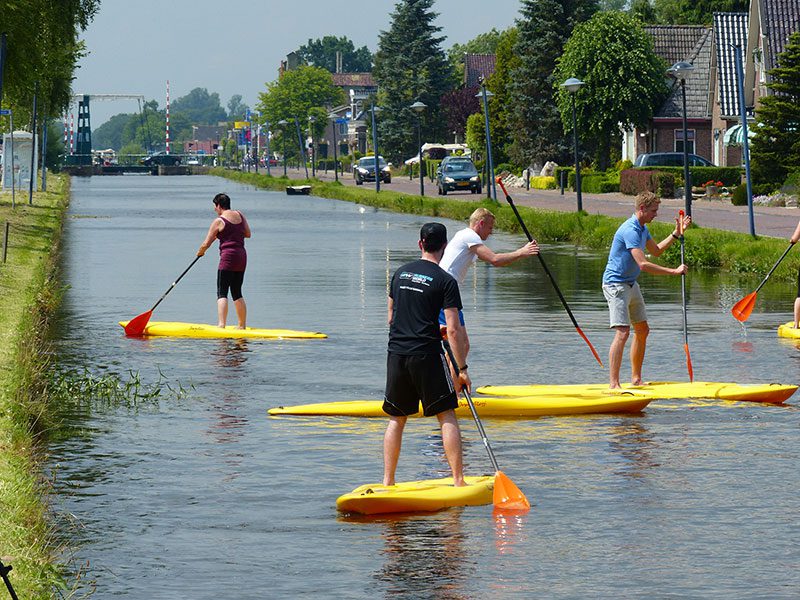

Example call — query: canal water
[48,175,799,598]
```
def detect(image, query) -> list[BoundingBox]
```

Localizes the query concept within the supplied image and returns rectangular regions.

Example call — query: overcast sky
[73,0,523,128]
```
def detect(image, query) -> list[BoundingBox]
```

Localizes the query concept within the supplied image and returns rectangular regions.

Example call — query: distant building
[463,54,496,88]
[183,124,226,155]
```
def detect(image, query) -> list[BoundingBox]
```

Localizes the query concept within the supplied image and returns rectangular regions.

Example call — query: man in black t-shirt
[382,222,471,487]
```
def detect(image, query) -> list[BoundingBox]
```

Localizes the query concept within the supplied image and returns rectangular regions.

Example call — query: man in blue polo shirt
[603,192,691,389]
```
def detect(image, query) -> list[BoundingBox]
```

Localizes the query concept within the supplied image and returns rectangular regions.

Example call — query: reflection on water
[608,422,658,478]
[374,511,470,599]
[493,509,528,556]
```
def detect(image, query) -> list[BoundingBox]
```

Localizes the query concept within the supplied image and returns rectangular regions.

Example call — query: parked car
[436,156,482,195]
[634,152,714,167]
[141,151,181,166]
[353,156,391,185]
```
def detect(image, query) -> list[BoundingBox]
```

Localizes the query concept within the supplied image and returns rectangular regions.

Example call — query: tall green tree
[751,31,800,186]
[296,36,373,72]
[509,0,598,168]
[652,0,748,25]
[1,0,100,127]
[373,0,455,163]
[487,27,520,164]
[630,0,657,23]
[554,11,668,170]
[170,88,226,125]
[256,66,344,160]
[227,94,250,119]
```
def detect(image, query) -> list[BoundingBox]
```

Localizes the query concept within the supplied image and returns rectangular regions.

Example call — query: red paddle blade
[124,310,153,336]
[493,471,530,512]
[731,292,757,322]
[576,326,604,368]
[684,343,694,382]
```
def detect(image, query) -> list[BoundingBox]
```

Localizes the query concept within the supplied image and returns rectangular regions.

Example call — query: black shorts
[383,352,458,417]
[217,269,245,301]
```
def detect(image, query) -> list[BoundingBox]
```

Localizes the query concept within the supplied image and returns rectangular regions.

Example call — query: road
[253,164,799,239]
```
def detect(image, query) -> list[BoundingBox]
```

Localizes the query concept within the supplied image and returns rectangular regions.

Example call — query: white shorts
[603,282,647,328]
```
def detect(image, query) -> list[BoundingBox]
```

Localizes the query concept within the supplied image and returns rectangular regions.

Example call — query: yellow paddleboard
[119,321,327,339]
[336,475,494,515]
[476,381,797,404]
[778,322,800,339]
[269,393,651,417]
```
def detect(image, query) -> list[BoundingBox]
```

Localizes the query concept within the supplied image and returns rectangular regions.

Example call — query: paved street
[259,164,799,239]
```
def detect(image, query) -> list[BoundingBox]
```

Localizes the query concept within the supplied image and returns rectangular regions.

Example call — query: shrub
[615,159,633,171]
[635,166,741,187]
[620,169,675,197]
[427,159,442,181]
[731,184,748,206]
[495,162,520,176]
[528,176,557,190]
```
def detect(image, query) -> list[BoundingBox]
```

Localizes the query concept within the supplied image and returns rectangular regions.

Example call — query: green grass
[0,175,71,598]
[212,168,800,283]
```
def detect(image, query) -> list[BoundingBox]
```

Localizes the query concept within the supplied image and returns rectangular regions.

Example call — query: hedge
[634,166,742,187]
[620,169,676,197]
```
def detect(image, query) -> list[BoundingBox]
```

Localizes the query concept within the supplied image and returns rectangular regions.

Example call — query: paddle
[495,177,604,368]
[442,339,530,512]
[124,256,202,335]
[731,242,795,322]
[677,210,693,382]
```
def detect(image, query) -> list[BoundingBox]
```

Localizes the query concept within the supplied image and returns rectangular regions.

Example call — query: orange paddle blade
[731,292,757,322]
[493,471,530,512]
[576,326,604,368]
[124,310,153,336]
[684,343,694,382]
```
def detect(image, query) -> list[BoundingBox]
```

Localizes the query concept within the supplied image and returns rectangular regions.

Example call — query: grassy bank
[212,168,800,283]
[0,175,70,597]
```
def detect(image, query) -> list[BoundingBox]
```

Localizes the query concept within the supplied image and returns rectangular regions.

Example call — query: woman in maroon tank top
[197,193,251,328]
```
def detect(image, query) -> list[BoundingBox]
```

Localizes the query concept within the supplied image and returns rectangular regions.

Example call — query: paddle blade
[493,471,530,512]
[576,326,604,368]
[124,310,153,336]
[731,292,757,322]
[684,343,694,383]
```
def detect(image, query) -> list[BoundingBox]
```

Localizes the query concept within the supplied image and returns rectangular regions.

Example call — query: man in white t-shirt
[439,207,539,353]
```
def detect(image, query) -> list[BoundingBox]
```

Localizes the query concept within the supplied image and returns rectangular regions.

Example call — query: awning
[723,123,756,146]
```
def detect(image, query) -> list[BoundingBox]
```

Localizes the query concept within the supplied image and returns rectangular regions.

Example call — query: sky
[73,0,524,128]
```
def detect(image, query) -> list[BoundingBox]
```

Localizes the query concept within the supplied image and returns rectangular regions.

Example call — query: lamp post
[476,82,497,201]
[278,119,287,177]
[294,117,309,179]
[409,101,426,196]
[265,120,271,177]
[309,115,316,178]
[370,102,382,193]
[732,45,755,237]
[329,113,339,183]
[668,61,695,218]
[560,77,585,212]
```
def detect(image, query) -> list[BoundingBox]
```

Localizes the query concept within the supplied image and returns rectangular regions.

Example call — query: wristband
[671,233,680,240]
[459,364,468,371]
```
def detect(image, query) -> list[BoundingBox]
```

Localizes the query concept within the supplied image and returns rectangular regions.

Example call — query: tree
[630,0,657,23]
[1,0,99,130]
[553,11,668,170]
[652,0,748,25]
[465,113,486,158]
[373,0,455,164]
[487,27,520,164]
[227,94,250,120]
[440,88,480,143]
[171,88,226,125]
[256,66,345,160]
[509,0,598,169]
[751,31,800,186]
[296,36,373,72]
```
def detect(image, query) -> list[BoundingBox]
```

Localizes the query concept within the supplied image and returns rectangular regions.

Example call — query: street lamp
[409,101,426,196]
[476,82,497,201]
[668,61,695,217]
[328,112,339,183]
[561,77,585,212]
[370,103,382,193]
[309,115,316,178]
[264,120,272,177]
[278,119,288,177]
